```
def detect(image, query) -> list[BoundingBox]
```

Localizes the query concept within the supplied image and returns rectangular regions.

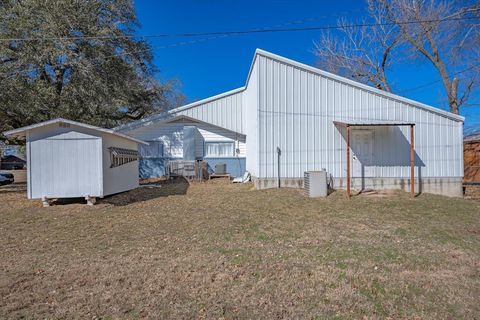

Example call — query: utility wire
[398,63,480,94]
[50,14,480,60]
[0,14,478,42]
[0,9,365,75]
[1,10,479,100]
[1,11,478,62]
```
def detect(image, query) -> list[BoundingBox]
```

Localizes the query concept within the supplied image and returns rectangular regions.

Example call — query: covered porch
[333,120,416,198]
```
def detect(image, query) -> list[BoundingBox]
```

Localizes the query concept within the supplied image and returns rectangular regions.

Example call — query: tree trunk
[450,77,459,114]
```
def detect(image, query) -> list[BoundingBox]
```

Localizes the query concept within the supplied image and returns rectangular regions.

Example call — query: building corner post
[410,124,415,198]
[346,125,351,198]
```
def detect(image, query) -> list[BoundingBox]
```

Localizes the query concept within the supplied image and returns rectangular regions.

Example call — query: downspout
[235,134,241,177]
[276,147,281,188]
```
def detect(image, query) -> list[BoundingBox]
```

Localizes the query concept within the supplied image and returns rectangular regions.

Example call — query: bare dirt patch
[1,180,479,319]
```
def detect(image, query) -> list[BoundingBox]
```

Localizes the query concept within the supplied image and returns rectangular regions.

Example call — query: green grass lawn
[1,180,479,319]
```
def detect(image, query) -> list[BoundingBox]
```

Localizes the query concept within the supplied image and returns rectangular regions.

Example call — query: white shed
[3,118,147,205]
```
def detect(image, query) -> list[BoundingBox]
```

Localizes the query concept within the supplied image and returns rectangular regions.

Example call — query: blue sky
[135,0,479,133]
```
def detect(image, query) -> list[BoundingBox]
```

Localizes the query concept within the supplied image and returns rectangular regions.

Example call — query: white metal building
[4,118,146,204]
[117,49,464,197]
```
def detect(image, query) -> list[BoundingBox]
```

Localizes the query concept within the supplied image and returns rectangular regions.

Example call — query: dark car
[0,155,26,170]
[0,172,14,185]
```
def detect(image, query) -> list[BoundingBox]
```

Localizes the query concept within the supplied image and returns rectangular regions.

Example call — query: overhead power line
[398,63,480,94]
[0,14,478,42]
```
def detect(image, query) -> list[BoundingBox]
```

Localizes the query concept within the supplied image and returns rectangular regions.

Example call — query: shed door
[351,130,374,178]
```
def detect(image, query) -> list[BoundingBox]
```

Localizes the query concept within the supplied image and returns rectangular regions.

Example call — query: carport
[333,120,416,198]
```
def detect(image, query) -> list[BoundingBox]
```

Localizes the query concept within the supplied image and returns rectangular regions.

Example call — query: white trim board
[4,118,148,145]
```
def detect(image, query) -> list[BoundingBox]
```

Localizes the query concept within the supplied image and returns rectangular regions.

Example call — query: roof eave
[155,114,246,138]
[3,118,148,145]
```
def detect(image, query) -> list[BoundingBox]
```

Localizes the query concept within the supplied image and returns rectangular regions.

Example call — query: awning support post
[346,125,351,198]
[410,124,415,198]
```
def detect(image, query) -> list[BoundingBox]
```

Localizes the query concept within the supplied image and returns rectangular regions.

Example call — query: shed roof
[3,118,148,145]
[140,114,246,138]
[465,133,480,142]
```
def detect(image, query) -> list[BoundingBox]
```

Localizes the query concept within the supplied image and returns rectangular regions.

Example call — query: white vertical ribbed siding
[255,55,463,179]
[28,125,103,199]
[177,91,244,134]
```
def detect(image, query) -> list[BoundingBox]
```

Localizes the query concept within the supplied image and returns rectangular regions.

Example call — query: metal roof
[115,114,246,138]
[333,120,415,127]
[3,118,148,145]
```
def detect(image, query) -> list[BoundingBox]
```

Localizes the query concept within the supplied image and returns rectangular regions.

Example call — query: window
[139,141,164,158]
[109,147,139,168]
[204,142,234,157]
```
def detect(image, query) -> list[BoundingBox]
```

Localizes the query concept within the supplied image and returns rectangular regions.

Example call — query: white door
[351,130,374,178]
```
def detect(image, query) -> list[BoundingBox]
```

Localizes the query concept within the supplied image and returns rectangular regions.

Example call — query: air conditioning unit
[215,163,227,175]
[304,171,328,197]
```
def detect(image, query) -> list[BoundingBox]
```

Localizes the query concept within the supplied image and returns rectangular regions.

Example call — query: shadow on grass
[1,178,190,207]
[0,183,26,194]
[99,176,190,206]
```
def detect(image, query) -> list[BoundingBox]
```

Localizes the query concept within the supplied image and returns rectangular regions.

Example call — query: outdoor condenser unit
[304,171,328,198]
[215,163,227,175]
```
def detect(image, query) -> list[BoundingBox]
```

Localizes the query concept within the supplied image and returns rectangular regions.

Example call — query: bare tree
[379,0,480,114]
[314,0,480,114]
[313,0,400,93]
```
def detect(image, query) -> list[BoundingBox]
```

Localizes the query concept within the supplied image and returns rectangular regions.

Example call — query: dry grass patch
[1,180,479,319]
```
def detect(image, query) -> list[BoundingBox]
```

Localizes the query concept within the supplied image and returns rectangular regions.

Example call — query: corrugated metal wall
[176,89,245,134]
[254,54,463,180]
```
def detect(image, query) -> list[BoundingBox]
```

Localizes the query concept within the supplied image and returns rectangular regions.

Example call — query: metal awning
[333,120,415,127]
[334,120,416,198]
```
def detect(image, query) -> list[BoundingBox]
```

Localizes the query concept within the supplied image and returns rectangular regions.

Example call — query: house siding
[126,120,246,178]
